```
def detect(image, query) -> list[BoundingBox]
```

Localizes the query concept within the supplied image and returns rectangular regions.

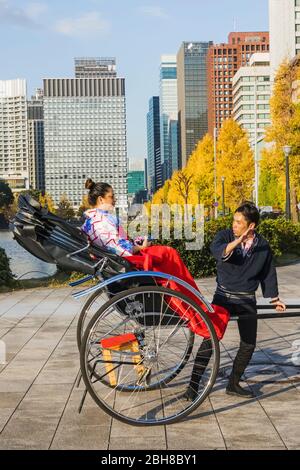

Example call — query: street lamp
[283,145,292,221]
[213,128,218,219]
[221,176,225,216]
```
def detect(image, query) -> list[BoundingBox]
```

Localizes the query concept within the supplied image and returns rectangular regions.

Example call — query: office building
[43,59,127,208]
[147,96,162,193]
[207,32,269,134]
[159,55,179,180]
[0,79,29,190]
[177,41,213,167]
[27,89,45,192]
[269,0,300,79]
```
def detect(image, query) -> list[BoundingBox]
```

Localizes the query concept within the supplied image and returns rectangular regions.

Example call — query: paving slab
[0,264,299,449]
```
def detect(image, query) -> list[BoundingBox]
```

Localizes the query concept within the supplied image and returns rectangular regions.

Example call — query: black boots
[226,340,255,398]
[184,339,256,401]
[184,339,213,401]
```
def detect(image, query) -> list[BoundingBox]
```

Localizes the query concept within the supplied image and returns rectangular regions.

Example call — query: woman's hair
[85,178,112,206]
[235,201,260,227]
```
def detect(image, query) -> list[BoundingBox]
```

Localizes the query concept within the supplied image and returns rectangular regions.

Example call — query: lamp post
[213,128,218,219]
[283,145,292,221]
[221,176,225,216]
[253,77,259,207]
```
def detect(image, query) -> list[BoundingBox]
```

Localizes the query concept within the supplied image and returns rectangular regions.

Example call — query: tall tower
[269,0,300,79]
[0,79,29,191]
[159,55,179,181]
[147,97,162,194]
[43,59,127,208]
[27,89,45,192]
[177,41,213,167]
[207,31,269,135]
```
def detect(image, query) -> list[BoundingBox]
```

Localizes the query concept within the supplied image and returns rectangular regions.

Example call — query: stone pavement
[0,263,299,450]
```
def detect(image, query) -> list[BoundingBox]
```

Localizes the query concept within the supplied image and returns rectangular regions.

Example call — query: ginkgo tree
[216,119,254,209]
[259,60,300,210]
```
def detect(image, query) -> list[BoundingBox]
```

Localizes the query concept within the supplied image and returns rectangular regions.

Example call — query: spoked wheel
[80,285,220,426]
[77,288,109,351]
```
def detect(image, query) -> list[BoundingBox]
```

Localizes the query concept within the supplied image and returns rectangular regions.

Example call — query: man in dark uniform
[185,201,286,400]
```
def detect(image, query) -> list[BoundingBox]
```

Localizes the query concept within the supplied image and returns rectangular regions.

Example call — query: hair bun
[85,178,95,190]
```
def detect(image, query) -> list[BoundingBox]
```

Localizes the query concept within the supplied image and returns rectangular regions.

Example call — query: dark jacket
[210,229,279,298]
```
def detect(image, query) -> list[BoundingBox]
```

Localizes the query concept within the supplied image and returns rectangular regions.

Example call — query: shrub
[257,217,300,258]
[156,216,300,278]
[0,248,14,287]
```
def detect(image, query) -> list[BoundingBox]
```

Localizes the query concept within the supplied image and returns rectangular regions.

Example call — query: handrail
[72,270,215,313]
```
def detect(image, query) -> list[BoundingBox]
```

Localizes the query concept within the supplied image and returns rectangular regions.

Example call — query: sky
[0,0,269,167]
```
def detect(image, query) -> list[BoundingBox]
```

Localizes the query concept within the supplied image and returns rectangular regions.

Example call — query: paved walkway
[0,264,300,450]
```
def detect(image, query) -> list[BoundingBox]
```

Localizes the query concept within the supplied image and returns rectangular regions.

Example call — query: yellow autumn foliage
[216,119,254,208]
[260,60,300,208]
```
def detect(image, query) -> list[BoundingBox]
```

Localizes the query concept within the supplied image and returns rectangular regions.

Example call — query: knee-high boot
[184,339,213,401]
[226,340,255,398]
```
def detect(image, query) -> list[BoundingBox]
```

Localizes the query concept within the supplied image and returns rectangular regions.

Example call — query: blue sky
[0,0,269,165]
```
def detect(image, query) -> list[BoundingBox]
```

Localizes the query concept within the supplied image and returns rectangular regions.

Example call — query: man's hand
[274,300,286,313]
[238,225,255,245]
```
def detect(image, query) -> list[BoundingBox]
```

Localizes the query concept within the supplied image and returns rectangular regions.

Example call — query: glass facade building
[43,74,127,209]
[28,90,45,192]
[147,96,162,194]
[159,55,179,181]
[127,170,145,196]
[0,79,29,190]
[177,41,213,167]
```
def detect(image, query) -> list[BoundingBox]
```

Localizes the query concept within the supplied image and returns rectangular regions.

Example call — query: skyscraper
[207,32,269,135]
[159,55,179,181]
[269,0,300,79]
[43,59,127,208]
[28,89,45,192]
[0,79,29,190]
[177,41,213,168]
[147,96,162,194]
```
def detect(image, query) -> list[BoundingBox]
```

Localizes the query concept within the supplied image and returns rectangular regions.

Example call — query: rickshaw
[13,195,300,426]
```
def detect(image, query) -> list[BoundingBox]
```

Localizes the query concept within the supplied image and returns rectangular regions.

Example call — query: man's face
[232,212,250,237]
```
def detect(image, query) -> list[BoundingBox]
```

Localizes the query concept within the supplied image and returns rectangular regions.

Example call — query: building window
[296,11,300,19]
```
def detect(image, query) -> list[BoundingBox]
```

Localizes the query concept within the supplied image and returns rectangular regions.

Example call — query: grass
[0,270,96,293]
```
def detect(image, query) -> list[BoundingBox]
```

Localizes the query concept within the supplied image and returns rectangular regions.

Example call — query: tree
[0,181,14,210]
[39,193,56,214]
[259,60,300,210]
[217,119,254,210]
[151,181,171,205]
[77,195,90,219]
[172,169,193,206]
[186,134,214,207]
[56,194,75,220]
[20,189,42,202]
[258,146,285,207]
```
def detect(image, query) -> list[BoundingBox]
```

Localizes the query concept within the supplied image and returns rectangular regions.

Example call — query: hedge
[0,247,14,287]
[157,216,300,278]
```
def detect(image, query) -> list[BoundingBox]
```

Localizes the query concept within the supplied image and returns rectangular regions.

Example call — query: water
[0,230,57,280]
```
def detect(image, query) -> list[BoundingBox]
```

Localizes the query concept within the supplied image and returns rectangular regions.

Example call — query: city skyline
[0,0,269,165]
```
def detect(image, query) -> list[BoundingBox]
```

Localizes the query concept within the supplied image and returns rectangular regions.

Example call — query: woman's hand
[142,238,151,248]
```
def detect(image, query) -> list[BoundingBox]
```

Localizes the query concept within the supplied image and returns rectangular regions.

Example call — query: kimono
[82,208,229,340]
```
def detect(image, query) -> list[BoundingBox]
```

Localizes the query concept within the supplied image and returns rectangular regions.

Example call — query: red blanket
[125,245,229,340]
